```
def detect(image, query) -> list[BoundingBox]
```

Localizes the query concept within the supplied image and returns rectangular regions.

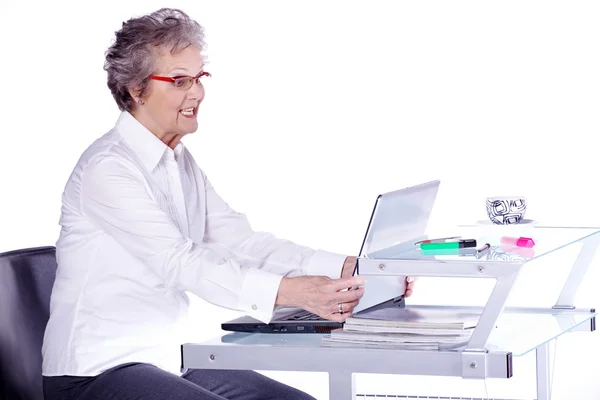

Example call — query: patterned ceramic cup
[485,196,527,225]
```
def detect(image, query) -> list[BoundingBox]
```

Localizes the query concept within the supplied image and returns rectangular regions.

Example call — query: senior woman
[41,8,413,400]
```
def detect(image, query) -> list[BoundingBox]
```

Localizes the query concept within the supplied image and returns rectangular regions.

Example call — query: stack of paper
[321,307,480,350]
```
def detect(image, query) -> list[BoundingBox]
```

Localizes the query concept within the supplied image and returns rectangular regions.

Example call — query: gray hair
[104,8,206,112]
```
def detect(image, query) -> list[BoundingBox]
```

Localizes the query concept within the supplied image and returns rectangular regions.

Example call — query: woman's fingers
[332,276,365,291]
[323,299,360,322]
[299,275,367,322]
[335,287,365,303]
[405,276,416,297]
[336,300,359,314]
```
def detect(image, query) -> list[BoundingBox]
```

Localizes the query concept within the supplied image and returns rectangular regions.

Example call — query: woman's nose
[188,81,205,101]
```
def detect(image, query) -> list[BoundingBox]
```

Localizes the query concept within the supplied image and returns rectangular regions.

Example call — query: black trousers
[43,362,316,400]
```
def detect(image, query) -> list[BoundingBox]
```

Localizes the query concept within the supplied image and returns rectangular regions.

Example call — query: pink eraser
[516,237,535,248]
[500,236,536,248]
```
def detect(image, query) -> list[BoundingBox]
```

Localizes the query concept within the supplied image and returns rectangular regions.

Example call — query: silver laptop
[221,180,440,334]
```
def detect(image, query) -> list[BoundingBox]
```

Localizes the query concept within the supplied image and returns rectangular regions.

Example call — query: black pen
[415,236,461,245]
[476,243,491,258]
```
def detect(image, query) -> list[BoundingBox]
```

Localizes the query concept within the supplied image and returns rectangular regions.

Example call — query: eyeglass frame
[148,71,211,90]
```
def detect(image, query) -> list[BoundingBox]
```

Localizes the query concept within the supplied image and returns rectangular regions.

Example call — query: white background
[1,0,599,398]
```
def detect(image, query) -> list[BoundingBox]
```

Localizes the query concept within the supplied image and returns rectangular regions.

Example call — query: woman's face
[132,45,206,142]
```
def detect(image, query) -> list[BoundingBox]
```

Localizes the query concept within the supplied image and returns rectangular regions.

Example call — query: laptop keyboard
[287,310,323,321]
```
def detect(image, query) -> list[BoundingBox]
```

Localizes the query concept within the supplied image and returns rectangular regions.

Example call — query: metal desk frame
[181,228,599,399]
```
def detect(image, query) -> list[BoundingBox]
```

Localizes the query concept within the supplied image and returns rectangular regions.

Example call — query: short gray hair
[104,8,206,112]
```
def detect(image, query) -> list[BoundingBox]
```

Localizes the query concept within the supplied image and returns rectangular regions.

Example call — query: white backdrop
[1,1,599,398]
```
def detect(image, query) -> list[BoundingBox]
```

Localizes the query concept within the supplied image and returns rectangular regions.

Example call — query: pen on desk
[415,236,461,245]
[476,243,491,258]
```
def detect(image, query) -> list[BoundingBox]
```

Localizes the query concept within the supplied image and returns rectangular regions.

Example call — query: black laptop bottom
[221,309,343,334]
[221,297,405,334]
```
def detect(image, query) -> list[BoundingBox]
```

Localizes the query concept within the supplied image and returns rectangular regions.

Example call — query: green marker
[420,239,477,250]
[421,248,477,256]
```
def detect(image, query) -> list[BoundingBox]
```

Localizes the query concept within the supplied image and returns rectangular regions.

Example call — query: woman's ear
[128,87,144,106]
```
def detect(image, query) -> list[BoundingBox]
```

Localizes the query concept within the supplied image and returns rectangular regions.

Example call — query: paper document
[322,306,480,349]
[349,306,480,330]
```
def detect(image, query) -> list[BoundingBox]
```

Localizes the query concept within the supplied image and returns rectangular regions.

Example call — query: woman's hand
[276,275,365,322]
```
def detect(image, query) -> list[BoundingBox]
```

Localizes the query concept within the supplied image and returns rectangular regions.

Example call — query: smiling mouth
[179,106,197,118]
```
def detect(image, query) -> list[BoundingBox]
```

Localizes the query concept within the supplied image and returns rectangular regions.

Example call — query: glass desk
[181,226,599,400]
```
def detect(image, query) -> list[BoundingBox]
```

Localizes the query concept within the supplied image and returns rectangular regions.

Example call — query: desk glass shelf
[364,225,600,263]
[355,225,600,355]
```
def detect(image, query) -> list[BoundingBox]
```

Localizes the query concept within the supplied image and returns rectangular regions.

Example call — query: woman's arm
[80,155,364,322]
[80,155,287,322]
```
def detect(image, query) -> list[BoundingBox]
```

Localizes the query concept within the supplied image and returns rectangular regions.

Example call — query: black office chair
[0,246,57,400]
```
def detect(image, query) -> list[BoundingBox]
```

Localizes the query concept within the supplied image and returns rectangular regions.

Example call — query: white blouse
[41,111,346,376]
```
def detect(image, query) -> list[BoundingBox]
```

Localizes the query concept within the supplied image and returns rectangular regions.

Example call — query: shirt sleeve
[201,173,348,312]
[80,155,285,323]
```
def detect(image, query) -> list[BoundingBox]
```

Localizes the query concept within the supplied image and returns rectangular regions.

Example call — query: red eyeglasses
[148,71,211,90]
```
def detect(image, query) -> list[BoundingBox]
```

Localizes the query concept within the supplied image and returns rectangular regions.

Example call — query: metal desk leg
[536,342,552,400]
[553,234,600,309]
[328,371,356,400]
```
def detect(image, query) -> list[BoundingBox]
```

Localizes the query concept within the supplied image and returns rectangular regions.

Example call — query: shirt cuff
[238,268,284,324]
[303,249,348,279]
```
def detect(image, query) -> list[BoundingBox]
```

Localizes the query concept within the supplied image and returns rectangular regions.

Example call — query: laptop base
[221,297,405,334]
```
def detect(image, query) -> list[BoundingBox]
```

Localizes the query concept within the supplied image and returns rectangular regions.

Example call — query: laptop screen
[358,180,440,258]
